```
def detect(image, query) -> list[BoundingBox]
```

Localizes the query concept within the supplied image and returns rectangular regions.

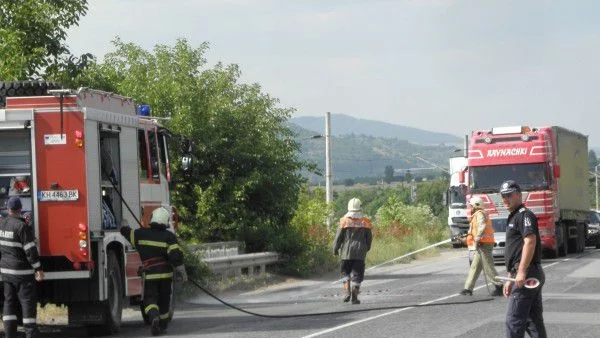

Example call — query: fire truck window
[138,129,149,179]
[99,132,122,230]
[148,130,160,181]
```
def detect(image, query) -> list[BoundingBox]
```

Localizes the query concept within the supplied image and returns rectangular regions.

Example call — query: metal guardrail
[203,252,279,279]
[189,241,241,259]
[189,242,279,279]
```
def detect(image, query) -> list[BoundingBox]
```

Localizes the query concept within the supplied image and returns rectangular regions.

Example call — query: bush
[367,193,447,265]
[274,186,337,276]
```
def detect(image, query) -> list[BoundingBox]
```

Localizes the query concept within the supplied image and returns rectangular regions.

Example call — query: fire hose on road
[189,238,496,318]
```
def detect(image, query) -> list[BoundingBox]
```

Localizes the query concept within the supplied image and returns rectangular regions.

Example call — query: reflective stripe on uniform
[0,267,34,275]
[22,317,36,324]
[160,312,170,320]
[145,272,173,280]
[23,242,36,251]
[2,315,18,321]
[144,304,159,314]
[138,240,168,248]
[130,230,136,250]
[32,262,41,269]
[167,243,180,254]
[0,240,22,248]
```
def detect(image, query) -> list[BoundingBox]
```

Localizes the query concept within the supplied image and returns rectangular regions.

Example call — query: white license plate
[38,190,79,202]
[494,249,504,256]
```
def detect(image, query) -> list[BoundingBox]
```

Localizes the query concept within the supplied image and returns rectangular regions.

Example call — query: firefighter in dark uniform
[500,180,547,338]
[120,207,186,336]
[0,196,44,338]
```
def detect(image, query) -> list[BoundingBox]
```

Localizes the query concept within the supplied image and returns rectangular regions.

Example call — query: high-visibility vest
[466,209,494,249]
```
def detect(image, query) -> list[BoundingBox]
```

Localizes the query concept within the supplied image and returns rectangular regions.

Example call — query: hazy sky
[67,0,600,146]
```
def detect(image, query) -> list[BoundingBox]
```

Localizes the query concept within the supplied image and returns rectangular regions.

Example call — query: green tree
[72,38,310,252]
[414,179,448,216]
[0,0,91,80]
[384,165,394,183]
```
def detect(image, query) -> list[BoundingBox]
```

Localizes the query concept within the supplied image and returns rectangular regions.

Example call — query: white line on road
[303,258,569,338]
[300,290,476,338]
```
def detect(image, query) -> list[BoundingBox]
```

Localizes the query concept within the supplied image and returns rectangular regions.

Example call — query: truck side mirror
[181,156,192,177]
[553,165,560,178]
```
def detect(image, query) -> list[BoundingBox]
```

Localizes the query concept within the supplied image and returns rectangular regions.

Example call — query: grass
[366,234,449,267]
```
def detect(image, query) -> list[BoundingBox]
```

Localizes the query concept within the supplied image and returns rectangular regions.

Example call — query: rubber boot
[151,316,162,336]
[343,281,351,302]
[351,285,360,304]
[491,284,503,297]
[4,320,18,338]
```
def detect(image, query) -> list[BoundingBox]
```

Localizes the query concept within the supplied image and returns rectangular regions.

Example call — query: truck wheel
[87,251,123,336]
[559,225,568,257]
[0,81,62,108]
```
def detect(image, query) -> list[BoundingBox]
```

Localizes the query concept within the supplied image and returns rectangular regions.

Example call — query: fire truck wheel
[0,81,62,108]
[88,251,124,336]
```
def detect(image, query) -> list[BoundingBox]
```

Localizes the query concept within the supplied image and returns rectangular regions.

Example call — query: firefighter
[333,197,372,304]
[0,196,44,338]
[459,196,503,296]
[120,207,187,336]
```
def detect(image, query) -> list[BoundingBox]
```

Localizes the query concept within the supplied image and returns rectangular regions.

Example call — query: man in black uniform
[120,207,186,336]
[0,196,44,338]
[500,180,547,338]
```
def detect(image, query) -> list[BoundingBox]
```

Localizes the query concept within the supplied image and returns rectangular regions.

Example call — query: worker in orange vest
[459,196,503,296]
[333,198,372,304]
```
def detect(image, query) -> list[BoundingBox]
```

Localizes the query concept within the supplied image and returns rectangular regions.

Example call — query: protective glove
[175,265,188,282]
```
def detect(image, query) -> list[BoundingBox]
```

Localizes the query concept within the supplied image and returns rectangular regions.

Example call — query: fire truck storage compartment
[0,128,33,221]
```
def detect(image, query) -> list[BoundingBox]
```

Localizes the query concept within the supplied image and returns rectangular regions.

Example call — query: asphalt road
[35,247,600,338]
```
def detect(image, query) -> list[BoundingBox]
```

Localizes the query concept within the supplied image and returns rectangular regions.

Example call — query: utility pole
[325,112,333,227]
[596,164,599,211]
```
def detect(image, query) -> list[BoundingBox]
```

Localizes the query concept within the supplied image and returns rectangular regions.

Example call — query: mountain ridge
[290,114,462,146]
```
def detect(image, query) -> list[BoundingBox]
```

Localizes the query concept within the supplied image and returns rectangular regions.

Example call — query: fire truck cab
[0,85,179,335]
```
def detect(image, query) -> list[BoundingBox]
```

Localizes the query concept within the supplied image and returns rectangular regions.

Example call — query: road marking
[300,291,478,338]
[304,258,567,337]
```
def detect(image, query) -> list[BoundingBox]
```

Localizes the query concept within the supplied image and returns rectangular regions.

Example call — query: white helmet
[469,196,484,209]
[150,207,171,225]
[347,198,362,212]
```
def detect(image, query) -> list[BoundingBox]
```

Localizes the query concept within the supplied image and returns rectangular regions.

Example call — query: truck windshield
[492,218,507,232]
[469,163,549,193]
[449,185,467,207]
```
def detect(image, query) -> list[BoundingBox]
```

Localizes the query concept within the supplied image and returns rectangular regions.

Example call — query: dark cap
[7,196,22,210]
[499,180,521,195]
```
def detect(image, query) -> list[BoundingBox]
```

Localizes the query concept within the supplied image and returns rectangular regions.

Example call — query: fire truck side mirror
[553,165,561,178]
[181,156,193,176]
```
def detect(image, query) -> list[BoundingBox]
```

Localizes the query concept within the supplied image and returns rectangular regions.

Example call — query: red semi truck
[0,83,186,335]
[466,125,588,258]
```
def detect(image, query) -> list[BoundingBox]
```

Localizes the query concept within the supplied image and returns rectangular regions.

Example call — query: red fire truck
[0,82,186,335]
[466,125,588,259]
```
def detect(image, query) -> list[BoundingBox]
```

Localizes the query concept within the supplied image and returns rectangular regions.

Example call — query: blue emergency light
[137,105,151,116]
